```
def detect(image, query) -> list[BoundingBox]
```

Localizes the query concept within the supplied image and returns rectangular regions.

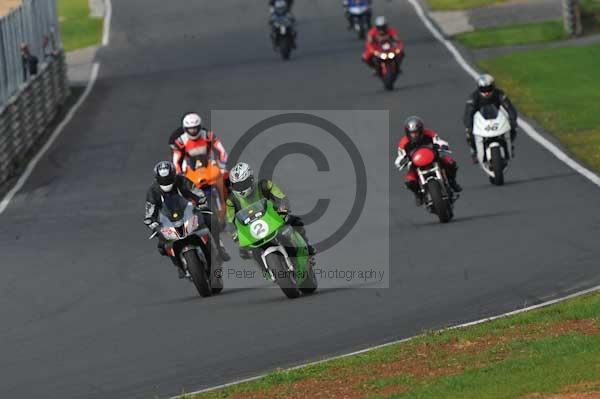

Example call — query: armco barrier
[0,51,69,185]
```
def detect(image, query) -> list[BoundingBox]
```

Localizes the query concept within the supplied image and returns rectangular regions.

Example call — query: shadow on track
[467,172,577,190]
[398,209,522,230]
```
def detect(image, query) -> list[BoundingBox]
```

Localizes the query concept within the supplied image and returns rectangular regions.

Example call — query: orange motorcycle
[184,155,227,224]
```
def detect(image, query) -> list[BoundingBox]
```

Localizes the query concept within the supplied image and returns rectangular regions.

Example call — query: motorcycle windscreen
[161,193,189,223]
[187,154,209,170]
[480,104,500,120]
[235,199,266,225]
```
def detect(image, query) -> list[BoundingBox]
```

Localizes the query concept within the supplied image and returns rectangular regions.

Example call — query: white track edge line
[172,284,600,398]
[407,0,600,188]
[102,0,112,46]
[0,63,100,215]
[0,0,112,215]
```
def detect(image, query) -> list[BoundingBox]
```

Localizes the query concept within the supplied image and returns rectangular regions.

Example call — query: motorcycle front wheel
[382,63,397,91]
[427,179,452,223]
[265,252,301,299]
[279,36,292,60]
[490,146,505,186]
[183,250,212,297]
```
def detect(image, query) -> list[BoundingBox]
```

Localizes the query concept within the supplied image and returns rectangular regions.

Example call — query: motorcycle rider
[170,112,228,176]
[463,74,518,163]
[269,0,297,49]
[144,161,230,278]
[225,162,316,259]
[395,116,462,206]
[343,0,372,30]
[362,16,403,73]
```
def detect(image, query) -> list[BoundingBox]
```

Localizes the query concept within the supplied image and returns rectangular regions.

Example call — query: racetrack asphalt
[0,0,599,398]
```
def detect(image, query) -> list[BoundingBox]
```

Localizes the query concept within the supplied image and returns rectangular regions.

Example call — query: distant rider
[269,0,297,49]
[169,112,228,176]
[395,116,462,206]
[343,0,372,30]
[144,161,230,278]
[225,162,316,259]
[362,16,403,73]
[463,74,518,163]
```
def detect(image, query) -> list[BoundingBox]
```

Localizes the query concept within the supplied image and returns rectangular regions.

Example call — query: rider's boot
[217,239,231,262]
[449,178,462,193]
[446,163,463,193]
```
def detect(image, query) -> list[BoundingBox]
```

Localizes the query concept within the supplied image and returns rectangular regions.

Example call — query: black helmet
[404,116,424,144]
[154,161,176,192]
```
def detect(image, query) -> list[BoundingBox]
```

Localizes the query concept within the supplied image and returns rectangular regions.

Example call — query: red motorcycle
[402,145,458,223]
[373,40,404,90]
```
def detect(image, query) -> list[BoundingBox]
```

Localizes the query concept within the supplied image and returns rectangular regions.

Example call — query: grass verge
[454,20,567,48]
[178,291,600,399]
[479,43,600,171]
[58,0,103,52]
[428,0,508,11]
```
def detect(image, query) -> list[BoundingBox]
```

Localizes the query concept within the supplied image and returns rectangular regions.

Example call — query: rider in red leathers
[395,116,462,206]
[362,16,404,73]
[171,113,228,178]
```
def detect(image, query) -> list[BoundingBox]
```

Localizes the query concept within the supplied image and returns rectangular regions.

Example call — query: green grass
[58,0,103,52]
[428,0,509,11]
[454,20,568,49]
[181,291,600,399]
[480,43,600,171]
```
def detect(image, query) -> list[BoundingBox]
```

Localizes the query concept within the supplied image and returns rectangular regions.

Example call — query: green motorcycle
[234,198,318,299]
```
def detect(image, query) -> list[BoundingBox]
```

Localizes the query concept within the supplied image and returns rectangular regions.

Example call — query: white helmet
[375,16,387,30]
[230,162,254,198]
[182,113,203,138]
[477,74,495,97]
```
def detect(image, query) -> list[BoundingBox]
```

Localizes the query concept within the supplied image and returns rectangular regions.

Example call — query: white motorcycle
[472,104,513,185]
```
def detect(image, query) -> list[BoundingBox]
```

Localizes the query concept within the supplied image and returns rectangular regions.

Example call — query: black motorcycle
[270,14,296,60]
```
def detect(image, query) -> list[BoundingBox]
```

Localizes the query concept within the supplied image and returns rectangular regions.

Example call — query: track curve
[1,0,599,398]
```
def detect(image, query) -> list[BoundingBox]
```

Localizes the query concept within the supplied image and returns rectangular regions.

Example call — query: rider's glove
[395,156,408,171]
[149,222,160,232]
[277,205,289,215]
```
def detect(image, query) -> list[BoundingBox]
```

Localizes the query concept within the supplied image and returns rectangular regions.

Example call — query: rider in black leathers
[144,161,229,278]
[463,74,518,163]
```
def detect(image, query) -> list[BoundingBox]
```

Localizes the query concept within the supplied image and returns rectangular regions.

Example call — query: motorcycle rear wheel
[299,261,318,294]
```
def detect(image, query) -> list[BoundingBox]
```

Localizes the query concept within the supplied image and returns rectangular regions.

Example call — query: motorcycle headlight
[380,53,388,60]
[388,52,395,59]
